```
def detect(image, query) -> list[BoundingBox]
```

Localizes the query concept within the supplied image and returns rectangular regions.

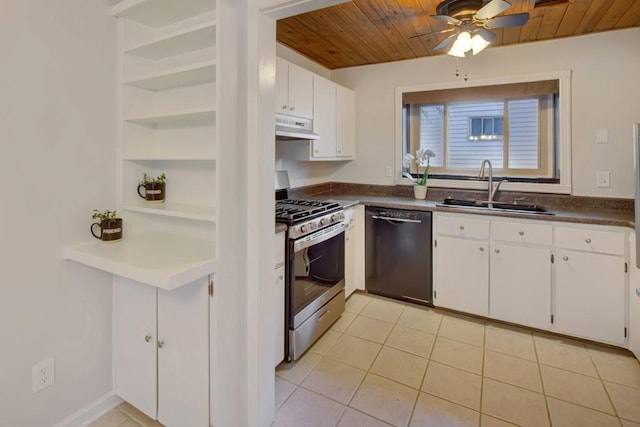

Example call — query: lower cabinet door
[555,249,626,345]
[157,279,209,427]
[274,265,285,367]
[345,228,356,298]
[435,236,489,316]
[115,278,158,419]
[490,243,551,330]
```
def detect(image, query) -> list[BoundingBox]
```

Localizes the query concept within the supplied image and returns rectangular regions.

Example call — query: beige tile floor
[91,292,640,427]
[274,293,640,427]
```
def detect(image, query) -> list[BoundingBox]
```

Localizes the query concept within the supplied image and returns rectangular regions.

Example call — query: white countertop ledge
[63,233,216,291]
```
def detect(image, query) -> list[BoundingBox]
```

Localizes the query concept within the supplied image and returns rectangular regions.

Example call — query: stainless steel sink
[437,198,554,215]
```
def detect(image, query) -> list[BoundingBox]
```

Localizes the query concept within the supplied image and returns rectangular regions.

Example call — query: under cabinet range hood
[275,113,320,140]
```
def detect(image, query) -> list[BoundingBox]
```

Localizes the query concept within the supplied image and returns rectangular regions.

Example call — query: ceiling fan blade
[430,14,461,26]
[410,27,456,39]
[475,0,511,20]
[473,28,496,41]
[485,13,530,29]
[433,33,458,51]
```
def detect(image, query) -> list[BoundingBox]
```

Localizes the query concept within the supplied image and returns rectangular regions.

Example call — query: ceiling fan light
[454,31,472,52]
[447,43,466,57]
[471,34,490,55]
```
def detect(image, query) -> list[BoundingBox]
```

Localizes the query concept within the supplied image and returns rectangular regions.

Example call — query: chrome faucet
[479,159,507,206]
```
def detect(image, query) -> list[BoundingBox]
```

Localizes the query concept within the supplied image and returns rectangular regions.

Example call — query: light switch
[596,128,609,144]
[596,171,610,188]
[385,166,393,177]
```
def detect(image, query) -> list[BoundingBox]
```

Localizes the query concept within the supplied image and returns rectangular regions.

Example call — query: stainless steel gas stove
[275,177,346,362]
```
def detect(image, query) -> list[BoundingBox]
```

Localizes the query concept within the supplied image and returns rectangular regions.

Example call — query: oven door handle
[371,215,422,224]
[293,223,346,252]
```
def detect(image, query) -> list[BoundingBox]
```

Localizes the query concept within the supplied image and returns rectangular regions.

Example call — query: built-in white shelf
[112,0,215,28]
[63,232,216,290]
[125,107,216,127]
[124,202,216,222]
[126,61,216,91]
[125,22,216,60]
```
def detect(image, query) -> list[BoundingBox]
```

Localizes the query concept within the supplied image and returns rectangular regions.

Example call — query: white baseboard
[53,391,123,427]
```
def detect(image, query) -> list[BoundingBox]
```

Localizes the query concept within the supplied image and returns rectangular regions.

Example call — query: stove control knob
[300,224,308,233]
[320,218,329,226]
[310,222,317,230]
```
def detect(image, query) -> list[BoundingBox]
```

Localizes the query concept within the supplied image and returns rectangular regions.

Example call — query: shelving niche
[64,0,218,291]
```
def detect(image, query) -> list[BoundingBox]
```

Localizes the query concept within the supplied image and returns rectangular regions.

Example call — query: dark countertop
[311,193,635,228]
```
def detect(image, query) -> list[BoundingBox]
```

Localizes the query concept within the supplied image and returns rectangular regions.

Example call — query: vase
[413,185,427,200]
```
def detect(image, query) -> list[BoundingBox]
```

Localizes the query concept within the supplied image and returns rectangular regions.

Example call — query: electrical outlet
[32,357,55,393]
[596,171,610,188]
[385,166,393,177]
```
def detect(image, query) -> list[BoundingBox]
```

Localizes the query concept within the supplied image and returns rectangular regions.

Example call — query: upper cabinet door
[336,86,356,158]
[287,63,313,119]
[312,76,337,158]
[275,57,289,116]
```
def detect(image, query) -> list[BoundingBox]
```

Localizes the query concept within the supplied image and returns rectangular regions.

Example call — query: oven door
[288,223,346,329]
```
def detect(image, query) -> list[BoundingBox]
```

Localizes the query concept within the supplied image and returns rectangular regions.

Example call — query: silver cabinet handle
[459,225,465,230]
[585,238,592,244]
[479,247,485,252]
[495,249,500,254]
[563,256,569,261]
[158,340,165,349]
[519,231,524,236]
[290,106,295,111]
[144,334,152,343]
[282,105,287,110]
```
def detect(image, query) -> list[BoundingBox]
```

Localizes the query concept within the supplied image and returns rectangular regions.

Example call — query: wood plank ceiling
[276,0,640,69]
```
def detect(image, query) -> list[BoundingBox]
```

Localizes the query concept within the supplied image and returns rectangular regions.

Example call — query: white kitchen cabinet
[629,235,640,360]
[279,60,356,162]
[554,224,628,345]
[309,76,356,159]
[312,76,337,158]
[555,249,626,345]
[489,220,552,330]
[276,57,313,119]
[490,243,552,330]
[274,231,286,367]
[336,85,356,158]
[344,205,364,298]
[115,277,210,425]
[435,235,489,316]
[434,214,490,316]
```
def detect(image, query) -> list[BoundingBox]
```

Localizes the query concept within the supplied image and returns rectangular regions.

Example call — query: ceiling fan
[412,0,530,57]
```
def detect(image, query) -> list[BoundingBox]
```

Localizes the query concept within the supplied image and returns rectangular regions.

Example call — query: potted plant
[91,209,123,242]
[403,149,436,200]
[137,172,166,203]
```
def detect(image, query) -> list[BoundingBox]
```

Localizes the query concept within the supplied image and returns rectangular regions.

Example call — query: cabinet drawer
[275,231,286,267]
[555,226,625,255]
[437,214,490,239]
[491,220,552,246]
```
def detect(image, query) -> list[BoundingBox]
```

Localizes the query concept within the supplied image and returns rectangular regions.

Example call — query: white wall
[330,28,640,198]
[0,1,116,425]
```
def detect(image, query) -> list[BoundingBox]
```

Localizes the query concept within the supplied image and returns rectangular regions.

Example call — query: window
[469,116,503,140]
[400,77,568,189]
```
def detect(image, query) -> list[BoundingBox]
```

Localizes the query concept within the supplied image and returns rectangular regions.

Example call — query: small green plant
[139,173,166,185]
[92,209,118,221]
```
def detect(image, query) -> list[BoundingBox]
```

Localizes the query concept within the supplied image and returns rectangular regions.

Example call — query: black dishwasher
[365,206,433,305]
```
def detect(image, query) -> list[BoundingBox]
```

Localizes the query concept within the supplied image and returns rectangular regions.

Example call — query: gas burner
[275,198,344,237]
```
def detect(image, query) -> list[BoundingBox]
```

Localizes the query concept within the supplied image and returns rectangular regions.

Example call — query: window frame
[395,70,572,194]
